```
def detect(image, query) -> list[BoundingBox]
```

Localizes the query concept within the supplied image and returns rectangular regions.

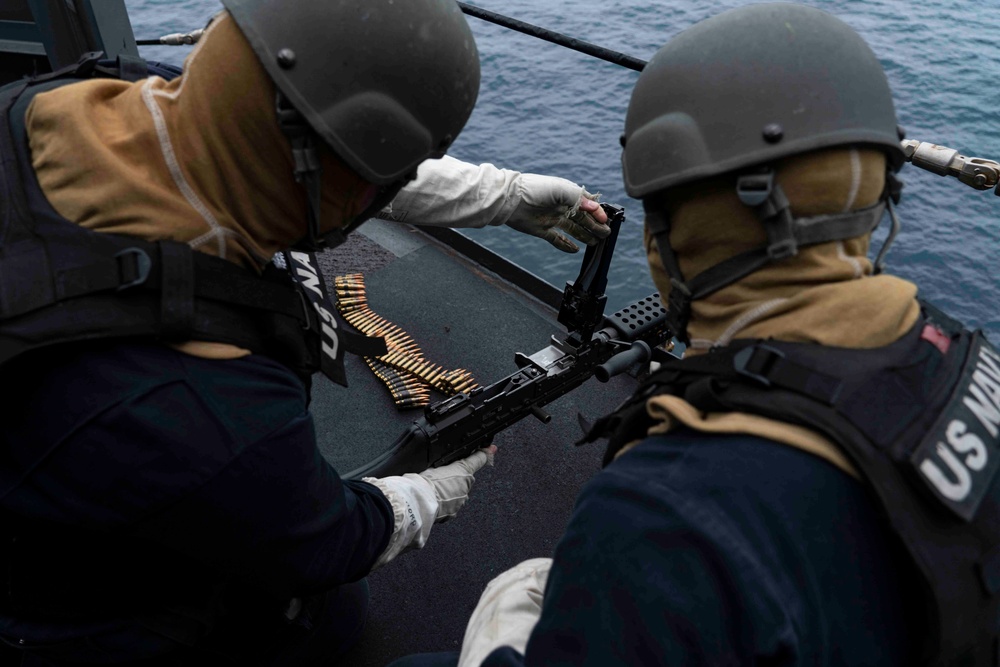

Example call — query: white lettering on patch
[290,251,323,298]
[965,379,1000,439]
[288,251,340,361]
[946,419,987,471]
[920,438,973,502]
[915,341,1000,519]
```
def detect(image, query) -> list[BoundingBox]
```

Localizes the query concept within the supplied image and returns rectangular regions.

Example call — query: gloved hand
[364,446,495,571]
[378,157,609,253]
[458,558,553,667]
[504,173,610,253]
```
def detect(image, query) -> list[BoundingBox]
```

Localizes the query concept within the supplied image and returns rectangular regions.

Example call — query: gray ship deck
[313,220,637,665]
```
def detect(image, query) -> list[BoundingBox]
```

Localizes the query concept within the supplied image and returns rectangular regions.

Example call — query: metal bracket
[902,139,1000,195]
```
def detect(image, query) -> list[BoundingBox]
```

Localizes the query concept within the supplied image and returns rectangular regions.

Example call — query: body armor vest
[0,54,389,634]
[587,303,1000,666]
[0,54,383,386]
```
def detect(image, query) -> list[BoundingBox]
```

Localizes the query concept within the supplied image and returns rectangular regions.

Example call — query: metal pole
[135,3,649,73]
[457,2,647,72]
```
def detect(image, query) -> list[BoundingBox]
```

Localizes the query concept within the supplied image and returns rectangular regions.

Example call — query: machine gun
[345,204,674,480]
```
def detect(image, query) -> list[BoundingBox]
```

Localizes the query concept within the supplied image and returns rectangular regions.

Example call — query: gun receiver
[345,204,673,480]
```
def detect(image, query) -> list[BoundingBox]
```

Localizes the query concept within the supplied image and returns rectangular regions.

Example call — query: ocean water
[125,0,1000,341]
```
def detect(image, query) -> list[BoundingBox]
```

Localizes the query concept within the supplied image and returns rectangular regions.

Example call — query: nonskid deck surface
[314,221,636,664]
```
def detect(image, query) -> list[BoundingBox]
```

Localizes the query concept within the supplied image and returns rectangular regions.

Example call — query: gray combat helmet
[621,2,904,198]
[222,0,480,186]
[622,3,907,343]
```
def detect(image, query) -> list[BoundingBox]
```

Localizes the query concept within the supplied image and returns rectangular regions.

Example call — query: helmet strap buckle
[737,171,798,260]
[763,207,798,260]
[736,171,774,207]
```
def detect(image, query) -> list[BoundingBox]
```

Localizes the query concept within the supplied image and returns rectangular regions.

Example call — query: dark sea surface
[125,0,1000,341]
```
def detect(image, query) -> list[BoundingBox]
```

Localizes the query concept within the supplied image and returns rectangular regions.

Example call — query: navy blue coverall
[0,340,393,666]
[393,428,923,666]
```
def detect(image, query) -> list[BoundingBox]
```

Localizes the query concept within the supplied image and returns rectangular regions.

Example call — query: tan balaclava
[641,148,922,475]
[24,12,377,357]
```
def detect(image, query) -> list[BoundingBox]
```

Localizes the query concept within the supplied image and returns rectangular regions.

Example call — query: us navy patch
[911,334,1000,521]
[287,250,348,386]
[279,250,387,388]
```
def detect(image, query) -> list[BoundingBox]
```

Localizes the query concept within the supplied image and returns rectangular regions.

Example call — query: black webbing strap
[159,240,196,340]
[736,171,798,259]
[731,345,844,405]
[687,248,770,301]
[642,202,683,280]
[187,252,306,320]
[737,171,889,258]
[653,342,845,406]
[52,246,152,305]
[49,239,308,324]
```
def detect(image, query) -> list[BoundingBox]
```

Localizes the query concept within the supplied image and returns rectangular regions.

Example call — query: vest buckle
[732,344,785,386]
[114,247,151,290]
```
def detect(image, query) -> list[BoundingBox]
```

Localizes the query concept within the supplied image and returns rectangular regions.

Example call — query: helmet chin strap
[873,172,904,274]
[646,167,903,345]
[273,92,411,252]
[275,92,332,252]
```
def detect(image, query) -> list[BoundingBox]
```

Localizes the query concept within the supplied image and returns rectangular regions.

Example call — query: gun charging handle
[595,340,651,382]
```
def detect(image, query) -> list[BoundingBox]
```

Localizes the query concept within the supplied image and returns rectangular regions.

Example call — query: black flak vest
[585,303,1000,667]
[0,53,380,386]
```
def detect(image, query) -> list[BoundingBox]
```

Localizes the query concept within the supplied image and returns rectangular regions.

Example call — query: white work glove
[458,558,553,667]
[378,157,609,252]
[504,173,609,253]
[364,446,495,571]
